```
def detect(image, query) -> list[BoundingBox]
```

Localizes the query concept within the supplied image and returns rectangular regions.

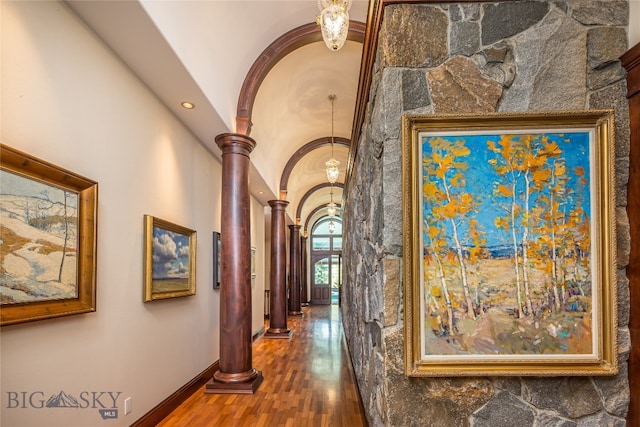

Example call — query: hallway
[157,305,367,427]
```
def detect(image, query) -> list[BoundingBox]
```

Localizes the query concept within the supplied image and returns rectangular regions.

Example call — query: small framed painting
[402,110,617,376]
[251,246,256,279]
[143,215,196,301]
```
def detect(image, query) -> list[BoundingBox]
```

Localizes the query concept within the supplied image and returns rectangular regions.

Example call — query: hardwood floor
[157,305,367,427]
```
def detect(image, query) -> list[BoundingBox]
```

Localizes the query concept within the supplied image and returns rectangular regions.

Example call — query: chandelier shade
[327,203,336,218]
[325,158,340,183]
[316,0,351,51]
[328,185,337,217]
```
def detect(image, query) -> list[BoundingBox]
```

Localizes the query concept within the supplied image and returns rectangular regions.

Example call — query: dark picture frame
[213,231,221,289]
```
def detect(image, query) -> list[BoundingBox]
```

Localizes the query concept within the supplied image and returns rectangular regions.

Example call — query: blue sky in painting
[151,227,190,279]
[1,169,76,207]
[422,131,592,248]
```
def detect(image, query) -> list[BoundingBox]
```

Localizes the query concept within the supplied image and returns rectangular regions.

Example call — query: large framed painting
[401,111,617,376]
[143,215,196,301]
[1,144,98,326]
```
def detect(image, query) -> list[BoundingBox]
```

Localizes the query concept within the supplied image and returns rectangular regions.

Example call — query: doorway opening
[310,216,342,305]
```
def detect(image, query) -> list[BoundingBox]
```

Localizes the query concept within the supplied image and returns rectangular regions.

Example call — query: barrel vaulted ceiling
[67,0,369,230]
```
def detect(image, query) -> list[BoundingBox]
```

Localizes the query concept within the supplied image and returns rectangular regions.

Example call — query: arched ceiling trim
[304,204,342,235]
[296,182,344,222]
[279,136,351,192]
[236,20,366,135]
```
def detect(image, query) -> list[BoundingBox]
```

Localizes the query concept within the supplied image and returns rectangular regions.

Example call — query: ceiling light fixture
[327,187,336,217]
[180,101,195,109]
[316,0,351,51]
[325,94,340,184]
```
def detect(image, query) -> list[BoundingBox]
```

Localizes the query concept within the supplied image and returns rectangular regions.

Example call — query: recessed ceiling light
[181,101,195,109]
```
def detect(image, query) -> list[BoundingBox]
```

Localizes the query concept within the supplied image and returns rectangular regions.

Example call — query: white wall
[0,2,262,425]
[250,196,266,336]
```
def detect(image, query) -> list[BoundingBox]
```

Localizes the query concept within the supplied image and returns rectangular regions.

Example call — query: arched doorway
[310,217,342,305]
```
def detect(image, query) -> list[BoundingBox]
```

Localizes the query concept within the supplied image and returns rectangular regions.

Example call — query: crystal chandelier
[325,94,340,184]
[316,0,352,51]
[328,220,336,234]
[327,186,336,217]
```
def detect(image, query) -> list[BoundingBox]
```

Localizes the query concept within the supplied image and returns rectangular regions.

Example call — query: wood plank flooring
[157,305,367,427]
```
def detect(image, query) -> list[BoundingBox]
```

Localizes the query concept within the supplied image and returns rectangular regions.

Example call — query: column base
[288,311,304,317]
[265,328,293,339]
[205,369,263,394]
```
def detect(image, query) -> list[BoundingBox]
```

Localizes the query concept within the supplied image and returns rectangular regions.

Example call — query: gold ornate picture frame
[144,215,196,301]
[1,144,98,326]
[402,111,617,376]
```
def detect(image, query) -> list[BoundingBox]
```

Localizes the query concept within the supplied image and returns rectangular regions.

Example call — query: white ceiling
[66,0,369,228]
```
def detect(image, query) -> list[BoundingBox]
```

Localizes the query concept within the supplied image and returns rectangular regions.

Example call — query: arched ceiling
[67,0,369,227]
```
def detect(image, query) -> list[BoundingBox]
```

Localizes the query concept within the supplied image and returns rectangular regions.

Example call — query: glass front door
[310,217,342,305]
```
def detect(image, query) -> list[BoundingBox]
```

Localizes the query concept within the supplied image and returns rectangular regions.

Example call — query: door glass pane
[312,237,330,251]
[314,258,330,284]
[330,255,341,304]
[331,255,341,289]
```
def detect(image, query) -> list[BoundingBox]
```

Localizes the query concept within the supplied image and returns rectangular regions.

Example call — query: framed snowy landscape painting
[401,111,618,376]
[143,215,196,301]
[0,144,98,326]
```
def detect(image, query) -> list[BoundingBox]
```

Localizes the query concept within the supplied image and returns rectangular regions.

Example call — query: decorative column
[288,224,303,317]
[300,234,309,306]
[206,133,263,394]
[265,200,292,338]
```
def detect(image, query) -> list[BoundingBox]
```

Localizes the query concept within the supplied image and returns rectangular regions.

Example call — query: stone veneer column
[206,133,263,394]
[288,224,303,317]
[300,234,309,306]
[265,200,292,338]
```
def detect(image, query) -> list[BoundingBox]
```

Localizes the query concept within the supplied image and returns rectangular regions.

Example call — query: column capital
[289,224,301,232]
[215,133,256,156]
[268,199,289,210]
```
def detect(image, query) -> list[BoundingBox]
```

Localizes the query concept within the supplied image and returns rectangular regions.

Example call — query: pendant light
[325,94,340,184]
[316,0,351,51]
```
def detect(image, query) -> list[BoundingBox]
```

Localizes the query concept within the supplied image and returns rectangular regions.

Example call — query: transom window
[311,217,342,252]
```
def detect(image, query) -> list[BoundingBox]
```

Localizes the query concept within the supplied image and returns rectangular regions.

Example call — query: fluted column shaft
[288,224,303,317]
[265,200,291,338]
[206,133,263,394]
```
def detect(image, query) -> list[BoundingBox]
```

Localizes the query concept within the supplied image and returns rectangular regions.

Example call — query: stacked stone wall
[342,1,631,426]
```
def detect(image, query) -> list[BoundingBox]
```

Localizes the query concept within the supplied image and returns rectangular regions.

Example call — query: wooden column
[622,42,640,427]
[300,234,309,306]
[288,224,303,317]
[206,133,263,394]
[265,200,292,338]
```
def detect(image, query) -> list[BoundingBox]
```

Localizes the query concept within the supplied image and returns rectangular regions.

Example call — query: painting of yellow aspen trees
[402,111,618,376]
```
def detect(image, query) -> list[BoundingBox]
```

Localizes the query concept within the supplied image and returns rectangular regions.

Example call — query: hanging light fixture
[327,186,336,217]
[325,94,340,184]
[328,219,336,234]
[316,0,351,51]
